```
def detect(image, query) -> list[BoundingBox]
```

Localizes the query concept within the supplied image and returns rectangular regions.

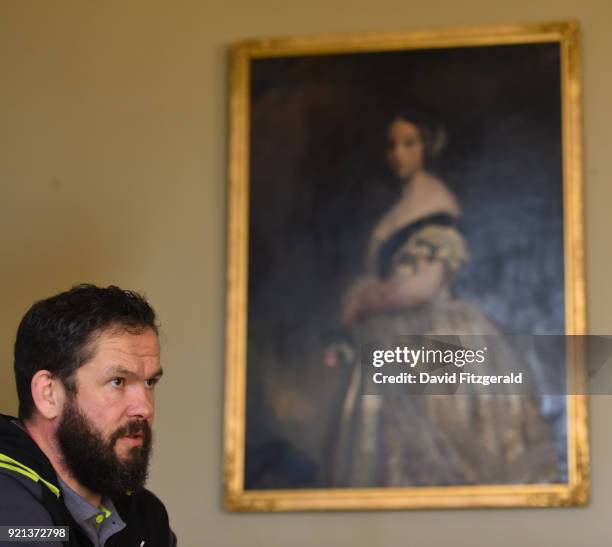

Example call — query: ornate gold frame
[224,21,588,511]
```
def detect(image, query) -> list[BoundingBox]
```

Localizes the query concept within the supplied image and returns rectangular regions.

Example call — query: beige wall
[1,1,612,545]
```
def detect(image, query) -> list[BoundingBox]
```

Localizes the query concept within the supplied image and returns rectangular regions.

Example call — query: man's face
[55,327,162,496]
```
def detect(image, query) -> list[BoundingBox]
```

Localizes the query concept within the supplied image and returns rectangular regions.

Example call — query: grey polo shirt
[57,476,126,546]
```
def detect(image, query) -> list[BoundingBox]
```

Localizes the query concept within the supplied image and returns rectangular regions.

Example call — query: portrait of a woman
[239,40,574,498]
[323,112,562,488]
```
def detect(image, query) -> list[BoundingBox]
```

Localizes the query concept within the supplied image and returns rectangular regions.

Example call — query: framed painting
[224,20,588,511]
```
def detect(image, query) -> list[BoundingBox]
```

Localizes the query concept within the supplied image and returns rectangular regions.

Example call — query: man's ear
[30,370,66,420]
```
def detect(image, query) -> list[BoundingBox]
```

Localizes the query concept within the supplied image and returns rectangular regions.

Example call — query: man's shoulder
[0,467,53,525]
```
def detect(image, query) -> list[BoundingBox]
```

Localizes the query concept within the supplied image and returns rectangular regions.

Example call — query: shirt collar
[57,475,126,544]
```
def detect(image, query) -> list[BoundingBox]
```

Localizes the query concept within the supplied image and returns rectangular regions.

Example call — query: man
[0,284,176,546]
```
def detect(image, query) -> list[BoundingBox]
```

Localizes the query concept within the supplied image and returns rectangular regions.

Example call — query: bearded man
[0,284,176,546]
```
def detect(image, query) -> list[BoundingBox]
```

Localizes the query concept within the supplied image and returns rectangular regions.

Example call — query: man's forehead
[92,326,159,349]
[84,327,160,367]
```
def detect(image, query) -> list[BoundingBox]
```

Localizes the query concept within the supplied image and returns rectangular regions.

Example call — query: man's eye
[145,378,159,389]
[111,378,125,388]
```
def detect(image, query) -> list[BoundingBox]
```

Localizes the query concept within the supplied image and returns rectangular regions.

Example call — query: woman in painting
[323,112,560,487]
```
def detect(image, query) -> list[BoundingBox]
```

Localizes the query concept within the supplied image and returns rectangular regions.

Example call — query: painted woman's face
[386,119,425,181]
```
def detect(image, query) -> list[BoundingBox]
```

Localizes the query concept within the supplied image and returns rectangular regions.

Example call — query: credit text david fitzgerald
[372,372,523,385]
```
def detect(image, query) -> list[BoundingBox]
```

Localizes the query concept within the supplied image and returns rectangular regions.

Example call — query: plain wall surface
[1,1,611,545]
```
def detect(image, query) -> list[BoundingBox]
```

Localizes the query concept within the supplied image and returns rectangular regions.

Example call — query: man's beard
[56,397,153,498]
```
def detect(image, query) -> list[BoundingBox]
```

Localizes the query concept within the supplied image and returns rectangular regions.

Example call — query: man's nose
[127,385,154,421]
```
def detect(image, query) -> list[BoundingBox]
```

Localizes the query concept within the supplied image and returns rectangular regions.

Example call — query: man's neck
[54,466,102,508]
[23,419,103,507]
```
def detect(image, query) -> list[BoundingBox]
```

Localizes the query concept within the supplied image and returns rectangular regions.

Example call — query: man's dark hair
[14,284,158,420]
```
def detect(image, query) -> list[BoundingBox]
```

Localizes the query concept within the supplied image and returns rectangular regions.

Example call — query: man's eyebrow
[105,366,164,379]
